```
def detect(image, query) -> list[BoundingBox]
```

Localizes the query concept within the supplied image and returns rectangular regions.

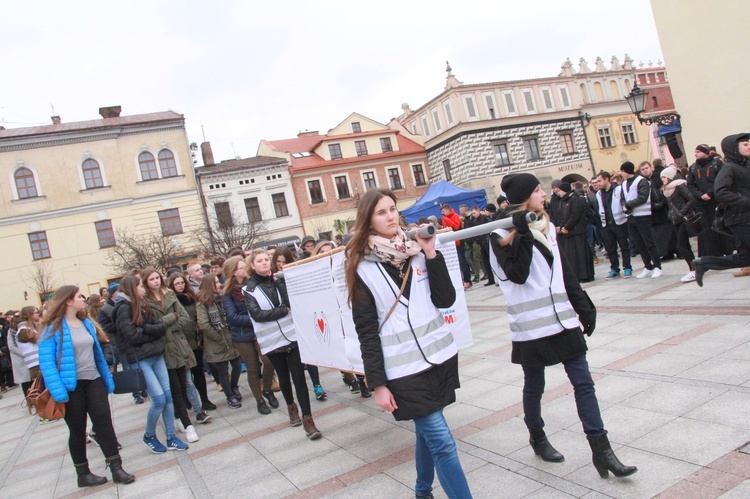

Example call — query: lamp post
[625,85,680,126]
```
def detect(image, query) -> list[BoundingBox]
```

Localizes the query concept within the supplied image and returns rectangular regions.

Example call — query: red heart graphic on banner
[317,318,325,333]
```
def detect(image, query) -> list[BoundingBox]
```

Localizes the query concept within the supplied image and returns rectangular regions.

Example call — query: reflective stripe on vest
[489,225,581,342]
[596,187,626,226]
[357,254,457,381]
[244,285,297,355]
[623,176,651,217]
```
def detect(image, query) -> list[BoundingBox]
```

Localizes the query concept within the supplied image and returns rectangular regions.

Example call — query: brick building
[258,113,429,239]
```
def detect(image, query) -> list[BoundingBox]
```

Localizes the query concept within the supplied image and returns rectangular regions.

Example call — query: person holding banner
[489,173,637,479]
[346,188,472,499]
[243,249,323,440]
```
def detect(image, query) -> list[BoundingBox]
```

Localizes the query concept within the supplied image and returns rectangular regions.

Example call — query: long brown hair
[118,275,150,326]
[87,294,103,319]
[221,255,244,296]
[196,273,219,307]
[140,267,166,304]
[345,188,398,304]
[272,246,295,273]
[167,272,197,301]
[41,285,85,337]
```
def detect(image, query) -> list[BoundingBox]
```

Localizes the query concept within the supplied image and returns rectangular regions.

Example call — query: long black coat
[352,252,458,421]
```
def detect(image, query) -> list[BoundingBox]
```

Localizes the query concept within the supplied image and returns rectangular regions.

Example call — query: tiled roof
[195,155,288,175]
[0,111,184,139]
[262,133,324,154]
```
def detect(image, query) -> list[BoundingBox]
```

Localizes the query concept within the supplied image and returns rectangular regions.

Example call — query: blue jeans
[184,370,202,413]
[131,355,175,439]
[522,355,606,439]
[413,410,472,498]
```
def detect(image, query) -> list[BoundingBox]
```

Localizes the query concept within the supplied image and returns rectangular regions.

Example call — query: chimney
[201,142,215,166]
[51,116,61,125]
[99,106,122,119]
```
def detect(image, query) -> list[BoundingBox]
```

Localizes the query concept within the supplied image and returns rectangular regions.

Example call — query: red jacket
[441,209,463,246]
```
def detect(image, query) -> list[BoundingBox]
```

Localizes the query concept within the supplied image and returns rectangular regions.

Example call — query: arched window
[82,158,104,189]
[579,83,588,104]
[593,82,604,102]
[609,80,620,100]
[15,167,38,199]
[139,152,158,181]
[158,149,178,178]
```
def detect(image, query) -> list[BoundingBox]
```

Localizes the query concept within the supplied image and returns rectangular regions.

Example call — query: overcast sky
[2,0,663,163]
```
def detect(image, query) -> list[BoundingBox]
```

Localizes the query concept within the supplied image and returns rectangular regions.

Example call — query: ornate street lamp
[625,85,680,126]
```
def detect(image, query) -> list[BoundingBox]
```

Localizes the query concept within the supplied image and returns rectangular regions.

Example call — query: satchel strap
[377,260,412,335]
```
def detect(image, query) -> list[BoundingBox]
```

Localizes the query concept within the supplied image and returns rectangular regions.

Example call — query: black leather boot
[263,390,279,409]
[529,430,564,462]
[589,435,637,478]
[74,461,108,487]
[105,454,135,484]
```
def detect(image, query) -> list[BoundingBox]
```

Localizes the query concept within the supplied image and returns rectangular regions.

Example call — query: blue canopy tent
[401,180,487,223]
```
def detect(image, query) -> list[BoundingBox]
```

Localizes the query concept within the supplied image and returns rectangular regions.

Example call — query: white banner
[283,245,473,373]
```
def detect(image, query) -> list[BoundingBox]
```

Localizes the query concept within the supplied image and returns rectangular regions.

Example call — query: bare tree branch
[190,205,270,257]
[107,228,189,275]
[24,260,57,301]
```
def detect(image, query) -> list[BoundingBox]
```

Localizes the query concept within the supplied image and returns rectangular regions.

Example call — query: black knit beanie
[501,173,540,205]
[559,182,572,193]
[620,161,635,174]
[695,144,710,155]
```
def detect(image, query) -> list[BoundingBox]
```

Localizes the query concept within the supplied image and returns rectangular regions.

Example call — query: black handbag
[712,205,733,236]
[683,211,705,237]
[112,351,146,395]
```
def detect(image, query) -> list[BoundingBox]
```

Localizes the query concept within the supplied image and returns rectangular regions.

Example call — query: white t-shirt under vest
[489,225,581,342]
[357,253,457,381]
[243,284,298,355]
[622,175,651,217]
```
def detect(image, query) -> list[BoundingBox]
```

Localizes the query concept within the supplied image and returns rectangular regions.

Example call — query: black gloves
[512,211,530,234]
[583,320,596,337]
[581,292,596,337]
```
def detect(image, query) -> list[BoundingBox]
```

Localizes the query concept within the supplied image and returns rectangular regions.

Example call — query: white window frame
[501,90,518,117]
[411,122,418,135]
[78,153,109,190]
[521,88,537,115]
[442,100,455,126]
[482,91,499,119]
[9,162,43,200]
[430,107,442,133]
[134,147,158,182]
[332,172,353,200]
[493,142,512,166]
[420,115,431,138]
[540,86,555,112]
[156,146,184,177]
[305,176,326,204]
[410,162,427,186]
[462,94,479,121]
[386,165,404,191]
[360,169,379,191]
[597,125,614,149]
[557,85,572,110]
[621,121,638,145]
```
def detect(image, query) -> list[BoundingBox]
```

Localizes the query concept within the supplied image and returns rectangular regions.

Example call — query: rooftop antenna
[50,103,56,115]
[231,142,240,159]
[201,125,206,142]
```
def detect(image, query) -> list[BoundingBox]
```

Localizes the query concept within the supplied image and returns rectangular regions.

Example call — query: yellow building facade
[583,100,652,175]
[0,108,204,308]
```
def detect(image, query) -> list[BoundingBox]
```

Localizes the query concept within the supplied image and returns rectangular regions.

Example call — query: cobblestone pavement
[1,256,749,498]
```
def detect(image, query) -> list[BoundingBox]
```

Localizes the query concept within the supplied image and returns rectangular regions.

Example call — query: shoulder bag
[25,332,66,421]
[683,211,706,237]
[112,348,146,394]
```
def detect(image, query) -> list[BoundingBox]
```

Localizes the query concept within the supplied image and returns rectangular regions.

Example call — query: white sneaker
[651,268,663,278]
[680,271,696,282]
[636,269,653,279]
[184,425,200,443]
[175,420,185,433]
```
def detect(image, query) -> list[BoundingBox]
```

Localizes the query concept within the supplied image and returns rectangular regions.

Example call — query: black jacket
[352,251,458,421]
[559,192,587,235]
[112,297,167,364]
[687,156,722,204]
[715,133,750,226]
[243,273,290,323]
[665,182,697,225]
[622,174,651,215]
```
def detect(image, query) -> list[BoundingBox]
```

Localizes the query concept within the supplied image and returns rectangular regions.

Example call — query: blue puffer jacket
[221,289,256,343]
[38,318,114,403]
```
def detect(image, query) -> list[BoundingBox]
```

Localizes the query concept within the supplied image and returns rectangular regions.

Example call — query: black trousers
[190,348,210,404]
[168,366,191,428]
[479,241,495,284]
[699,222,750,271]
[64,378,119,464]
[674,222,696,270]
[212,356,241,399]
[602,222,631,272]
[266,344,311,417]
[629,216,662,269]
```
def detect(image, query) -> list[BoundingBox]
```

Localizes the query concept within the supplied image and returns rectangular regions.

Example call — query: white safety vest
[357,253,457,381]
[596,186,627,226]
[16,324,39,368]
[489,225,581,342]
[622,175,651,217]
[243,284,298,355]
